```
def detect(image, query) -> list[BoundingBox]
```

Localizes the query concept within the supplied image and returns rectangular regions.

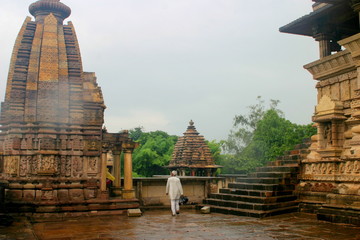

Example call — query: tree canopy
[129,127,178,177]
[220,97,316,173]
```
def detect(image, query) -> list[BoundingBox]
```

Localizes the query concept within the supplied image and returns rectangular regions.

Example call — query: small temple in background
[168,120,221,176]
[0,0,138,216]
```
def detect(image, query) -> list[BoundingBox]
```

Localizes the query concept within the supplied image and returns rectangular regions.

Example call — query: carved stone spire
[168,120,221,176]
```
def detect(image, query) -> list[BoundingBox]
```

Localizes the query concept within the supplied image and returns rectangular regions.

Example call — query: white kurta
[166,176,183,200]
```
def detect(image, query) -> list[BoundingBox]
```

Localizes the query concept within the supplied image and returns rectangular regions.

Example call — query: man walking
[166,170,183,216]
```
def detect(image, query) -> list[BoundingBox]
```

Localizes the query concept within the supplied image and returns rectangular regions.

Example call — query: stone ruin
[0,0,138,216]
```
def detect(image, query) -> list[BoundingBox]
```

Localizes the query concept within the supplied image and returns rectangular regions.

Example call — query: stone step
[238,177,292,185]
[248,172,295,179]
[228,182,296,191]
[256,166,299,173]
[209,193,297,204]
[268,160,299,167]
[220,188,294,197]
[276,155,301,161]
[317,204,360,226]
[203,198,298,211]
[196,204,299,218]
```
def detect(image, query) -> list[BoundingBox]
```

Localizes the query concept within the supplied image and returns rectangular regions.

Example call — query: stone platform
[1,209,359,240]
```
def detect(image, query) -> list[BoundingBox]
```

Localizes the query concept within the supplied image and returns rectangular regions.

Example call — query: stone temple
[168,120,221,176]
[0,0,138,216]
[280,0,360,224]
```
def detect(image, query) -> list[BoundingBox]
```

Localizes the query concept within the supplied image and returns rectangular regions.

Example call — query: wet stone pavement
[0,209,359,240]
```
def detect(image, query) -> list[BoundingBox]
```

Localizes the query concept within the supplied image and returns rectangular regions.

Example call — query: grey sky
[0,0,318,141]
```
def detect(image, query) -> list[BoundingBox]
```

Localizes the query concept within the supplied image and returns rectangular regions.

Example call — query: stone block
[57,189,69,201]
[6,190,22,201]
[201,206,211,214]
[69,189,84,201]
[84,189,96,200]
[127,208,142,217]
[23,190,35,201]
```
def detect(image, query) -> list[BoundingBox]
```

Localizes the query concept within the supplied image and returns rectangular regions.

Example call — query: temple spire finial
[29,0,71,22]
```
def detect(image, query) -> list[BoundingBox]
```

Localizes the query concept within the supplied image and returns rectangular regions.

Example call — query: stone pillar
[100,150,108,198]
[112,149,122,196]
[315,33,331,58]
[122,142,138,199]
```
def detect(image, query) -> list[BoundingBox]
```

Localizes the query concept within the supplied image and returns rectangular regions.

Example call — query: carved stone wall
[300,35,360,211]
[0,1,105,206]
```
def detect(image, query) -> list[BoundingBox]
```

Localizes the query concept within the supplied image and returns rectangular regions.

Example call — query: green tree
[129,128,178,177]
[221,97,316,173]
[224,96,281,155]
[243,109,316,167]
[206,140,224,165]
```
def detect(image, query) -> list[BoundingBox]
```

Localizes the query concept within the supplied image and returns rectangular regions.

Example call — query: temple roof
[29,0,71,21]
[279,1,358,38]
[169,120,220,170]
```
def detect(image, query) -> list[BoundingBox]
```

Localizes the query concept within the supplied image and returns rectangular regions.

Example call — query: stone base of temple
[298,192,360,225]
[0,178,139,219]
[3,198,140,222]
[317,204,360,225]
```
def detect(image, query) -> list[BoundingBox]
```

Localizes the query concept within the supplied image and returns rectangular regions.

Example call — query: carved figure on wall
[354,161,360,173]
[88,157,98,173]
[324,123,332,147]
[19,156,28,176]
[326,163,334,174]
[72,156,83,177]
[345,161,353,173]
[321,163,327,174]
[31,155,39,174]
[60,155,66,176]
[8,156,19,175]
[65,156,71,177]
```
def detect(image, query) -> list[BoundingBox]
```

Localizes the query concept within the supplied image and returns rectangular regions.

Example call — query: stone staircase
[200,139,311,218]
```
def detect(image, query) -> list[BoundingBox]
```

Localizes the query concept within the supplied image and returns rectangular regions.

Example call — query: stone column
[122,142,138,199]
[112,148,122,196]
[315,33,331,58]
[100,150,108,198]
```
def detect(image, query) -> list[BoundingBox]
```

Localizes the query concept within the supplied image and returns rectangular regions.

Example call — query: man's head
[171,170,177,176]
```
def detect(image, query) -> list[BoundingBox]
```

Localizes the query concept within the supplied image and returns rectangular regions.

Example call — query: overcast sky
[0,0,319,141]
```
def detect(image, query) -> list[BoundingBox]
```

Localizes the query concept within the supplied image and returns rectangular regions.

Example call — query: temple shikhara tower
[0,0,138,215]
[168,120,221,176]
[280,0,360,224]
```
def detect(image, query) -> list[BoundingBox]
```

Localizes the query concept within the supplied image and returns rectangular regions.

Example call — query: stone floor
[0,209,359,240]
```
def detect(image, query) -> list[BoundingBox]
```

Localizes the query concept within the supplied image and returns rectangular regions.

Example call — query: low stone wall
[133,177,225,206]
